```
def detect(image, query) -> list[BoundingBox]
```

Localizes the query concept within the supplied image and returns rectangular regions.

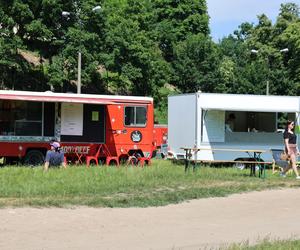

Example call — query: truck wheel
[24,150,45,166]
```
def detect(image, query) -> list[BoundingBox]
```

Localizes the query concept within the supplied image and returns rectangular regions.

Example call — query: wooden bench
[180,147,272,178]
[187,159,273,177]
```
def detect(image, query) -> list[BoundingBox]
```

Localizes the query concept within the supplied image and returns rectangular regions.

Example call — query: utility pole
[77,52,81,94]
[62,5,101,94]
[251,48,289,95]
[266,80,269,95]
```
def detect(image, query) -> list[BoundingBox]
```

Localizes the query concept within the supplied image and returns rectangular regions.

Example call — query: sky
[206,0,300,42]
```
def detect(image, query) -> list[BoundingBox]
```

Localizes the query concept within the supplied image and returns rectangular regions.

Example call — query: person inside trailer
[44,141,66,171]
[225,113,236,132]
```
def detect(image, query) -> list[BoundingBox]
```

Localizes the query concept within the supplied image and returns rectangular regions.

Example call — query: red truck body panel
[0,90,155,164]
[153,124,168,158]
[153,124,168,148]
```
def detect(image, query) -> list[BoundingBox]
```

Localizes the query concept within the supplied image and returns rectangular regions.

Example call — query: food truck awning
[0,90,153,104]
[198,93,300,113]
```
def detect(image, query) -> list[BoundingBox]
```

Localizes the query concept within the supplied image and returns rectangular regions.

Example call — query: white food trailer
[168,92,300,162]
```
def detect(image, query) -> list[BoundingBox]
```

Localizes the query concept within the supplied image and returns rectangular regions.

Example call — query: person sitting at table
[44,141,66,171]
[280,120,300,179]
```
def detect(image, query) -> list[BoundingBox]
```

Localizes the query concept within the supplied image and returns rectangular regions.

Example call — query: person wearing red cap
[44,141,66,171]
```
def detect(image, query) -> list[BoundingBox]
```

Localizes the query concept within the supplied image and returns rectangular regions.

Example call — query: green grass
[225,238,300,250]
[0,159,299,207]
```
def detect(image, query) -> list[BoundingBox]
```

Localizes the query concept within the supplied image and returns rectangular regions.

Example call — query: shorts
[287,144,297,156]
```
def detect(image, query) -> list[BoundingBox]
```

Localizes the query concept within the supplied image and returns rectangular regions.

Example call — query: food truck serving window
[224,111,295,133]
[0,100,42,136]
[124,106,147,126]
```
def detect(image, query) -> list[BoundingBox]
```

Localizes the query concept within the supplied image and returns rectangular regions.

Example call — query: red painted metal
[0,90,156,165]
[153,124,168,148]
[153,124,168,159]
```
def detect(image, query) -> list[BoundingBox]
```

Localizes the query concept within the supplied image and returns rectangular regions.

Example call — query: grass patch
[0,159,299,208]
[225,238,300,249]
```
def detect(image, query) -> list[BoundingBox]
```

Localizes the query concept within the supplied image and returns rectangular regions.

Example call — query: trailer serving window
[0,100,42,136]
[225,111,295,132]
[124,106,147,126]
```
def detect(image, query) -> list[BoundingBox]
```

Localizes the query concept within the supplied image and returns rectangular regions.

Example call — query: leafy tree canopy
[0,1,300,122]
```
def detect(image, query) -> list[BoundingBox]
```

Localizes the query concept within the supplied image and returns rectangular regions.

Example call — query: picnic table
[180,147,272,178]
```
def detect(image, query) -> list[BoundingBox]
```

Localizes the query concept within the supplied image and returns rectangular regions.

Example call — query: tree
[217,2,300,96]
[279,21,300,95]
[101,0,171,96]
[172,34,220,93]
[153,0,209,62]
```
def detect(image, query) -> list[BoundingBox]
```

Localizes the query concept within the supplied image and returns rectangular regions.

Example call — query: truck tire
[24,150,45,166]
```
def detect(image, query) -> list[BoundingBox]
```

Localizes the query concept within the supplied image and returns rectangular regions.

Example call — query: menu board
[202,110,225,142]
[61,103,83,136]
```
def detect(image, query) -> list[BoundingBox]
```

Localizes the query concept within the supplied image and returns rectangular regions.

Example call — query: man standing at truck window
[44,141,66,171]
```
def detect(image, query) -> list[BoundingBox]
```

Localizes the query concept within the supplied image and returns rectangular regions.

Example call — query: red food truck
[0,90,156,166]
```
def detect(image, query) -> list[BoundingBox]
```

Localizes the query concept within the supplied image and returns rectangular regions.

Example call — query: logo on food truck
[131,130,142,143]
[61,146,90,154]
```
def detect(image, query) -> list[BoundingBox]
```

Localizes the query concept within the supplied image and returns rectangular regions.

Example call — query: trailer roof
[0,90,153,104]
[169,92,299,113]
[198,93,299,112]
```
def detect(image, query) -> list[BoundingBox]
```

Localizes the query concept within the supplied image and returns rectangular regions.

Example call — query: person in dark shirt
[44,141,66,171]
[281,120,300,179]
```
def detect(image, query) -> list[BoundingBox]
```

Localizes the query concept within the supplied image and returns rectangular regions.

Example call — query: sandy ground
[0,188,300,250]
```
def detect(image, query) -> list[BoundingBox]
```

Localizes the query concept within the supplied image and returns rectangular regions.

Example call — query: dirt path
[1,188,300,250]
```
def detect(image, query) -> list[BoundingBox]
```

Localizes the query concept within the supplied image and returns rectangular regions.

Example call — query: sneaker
[280,172,286,178]
[296,176,300,180]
